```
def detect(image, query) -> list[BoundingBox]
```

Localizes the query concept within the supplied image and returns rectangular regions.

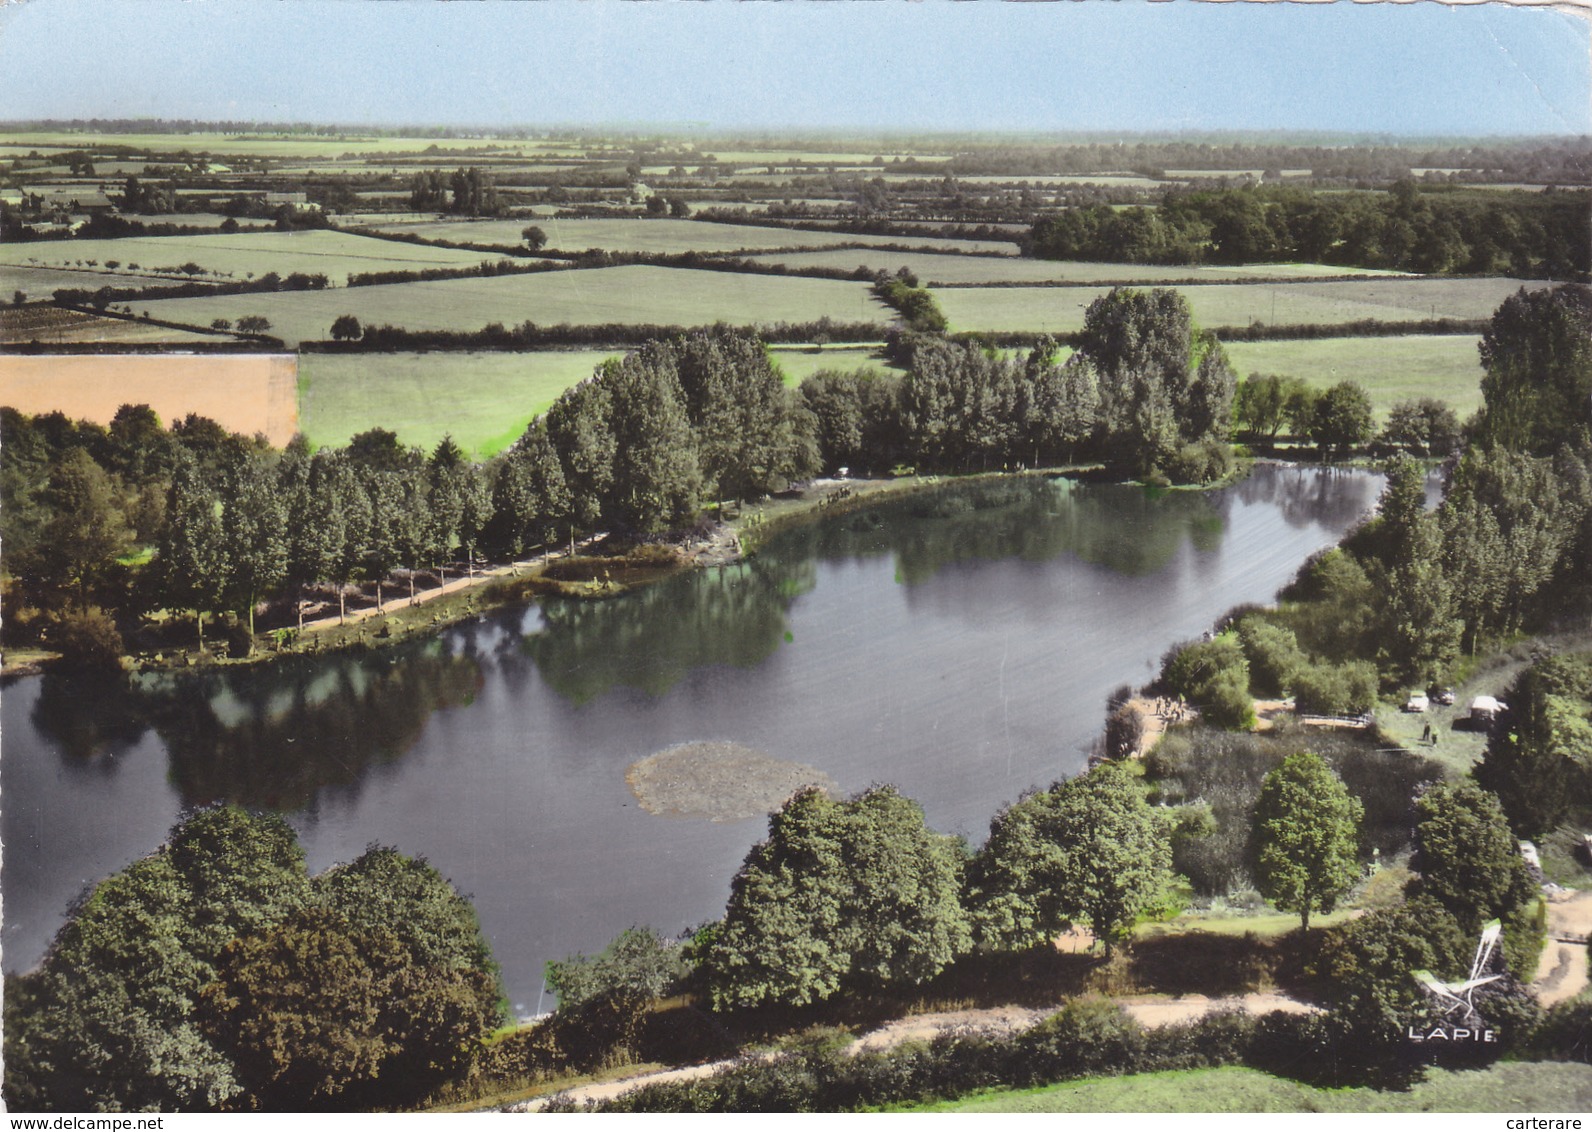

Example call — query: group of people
[1152,696,1191,724]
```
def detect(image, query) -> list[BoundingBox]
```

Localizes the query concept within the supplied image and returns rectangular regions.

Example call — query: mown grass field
[933,277,1547,335]
[2,265,173,299]
[359,216,1017,256]
[0,230,496,287]
[901,1063,1592,1113]
[748,249,1400,285]
[138,264,891,345]
[137,265,888,346]
[767,344,899,385]
[301,346,906,454]
[298,350,616,457]
[1224,335,1486,419]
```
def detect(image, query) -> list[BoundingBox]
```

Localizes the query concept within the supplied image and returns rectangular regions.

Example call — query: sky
[0,0,1587,138]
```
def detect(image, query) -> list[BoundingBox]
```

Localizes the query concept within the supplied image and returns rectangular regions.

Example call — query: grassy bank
[896,1062,1592,1113]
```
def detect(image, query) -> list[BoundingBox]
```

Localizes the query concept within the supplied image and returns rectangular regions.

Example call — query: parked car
[1436,688,1456,706]
[1403,692,1430,713]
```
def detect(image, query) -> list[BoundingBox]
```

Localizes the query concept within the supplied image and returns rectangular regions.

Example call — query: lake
[1,464,1384,1012]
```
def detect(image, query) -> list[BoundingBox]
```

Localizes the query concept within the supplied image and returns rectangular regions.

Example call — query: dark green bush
[1166,438,1236,485]
[1238,617,1306,699]
[1529,995,1592,1063]
[1292,659,1378,716]
[47,606,123,671]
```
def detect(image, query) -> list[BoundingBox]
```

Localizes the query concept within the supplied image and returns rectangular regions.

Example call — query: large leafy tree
[1473,284,1592,456]
[1413,781,1536,934]
[3,809,311,1111]
[665,328,817,502]
[545,377,616,536]
[969,762,1172,955]
[1075,287,1234,477]
[600,352,702,532]
[1475,651,1592,838]
[282,444,350,629]
[702,786,970,1010]
[484,418,571,557]
[799,368,869,473]
[1367,454,1461,687]
[1439,445,1591,653]
[207,847,502,1107]
[220,450,288,635]
[33,448,133,609]
[1309,380,1375,459]
[1019,339,1099,466]
[200,908,407,1109]
[155,451,231,647]
[3,811,501,1113]
[1249,751,1363,932]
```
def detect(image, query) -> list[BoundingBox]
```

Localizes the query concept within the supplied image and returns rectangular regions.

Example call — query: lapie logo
[1407,918,1503,1043]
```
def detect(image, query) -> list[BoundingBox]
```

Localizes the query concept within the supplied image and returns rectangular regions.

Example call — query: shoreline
[2,461,1190,680]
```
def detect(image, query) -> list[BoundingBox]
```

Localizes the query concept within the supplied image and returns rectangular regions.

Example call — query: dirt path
[1533,888,1592,1008]
[296,535,608,635]
[514,992,1321,1111]
[509,1055,770,1112]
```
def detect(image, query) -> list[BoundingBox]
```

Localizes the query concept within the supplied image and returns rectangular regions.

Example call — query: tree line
[1,290,1242,665]
[1030,183,1589,279]
[407,166,502,216]
[523,745,1549,1101]
[806,286,1235,483]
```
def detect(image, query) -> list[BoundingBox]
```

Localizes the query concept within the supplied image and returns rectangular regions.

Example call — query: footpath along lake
[2,464,1383,1013]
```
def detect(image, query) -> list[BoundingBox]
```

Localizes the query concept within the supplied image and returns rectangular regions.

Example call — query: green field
[0,230,497,287]
[136,265,888,346]
[358,216,1017,256]
[749,250,1401,286]
[2,266,173,299]
[299,350,618,457]
[1224,335,1486,419]
[767,344,901,385]
[934,277,1546,335]
[300,345,909,455]
[903,1063,1592,1113]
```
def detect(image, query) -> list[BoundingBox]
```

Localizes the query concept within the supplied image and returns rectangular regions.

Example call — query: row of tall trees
[1030,183,1589,279]
[803,287,1236,481]
[407,166,502,216]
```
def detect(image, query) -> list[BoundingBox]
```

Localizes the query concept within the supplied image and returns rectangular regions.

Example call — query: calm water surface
[2,465,1382,1011]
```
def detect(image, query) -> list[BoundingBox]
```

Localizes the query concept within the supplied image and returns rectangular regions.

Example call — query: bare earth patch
[0,352,298,446]
[625,741,838,822]
[1533,888,1592,1008]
